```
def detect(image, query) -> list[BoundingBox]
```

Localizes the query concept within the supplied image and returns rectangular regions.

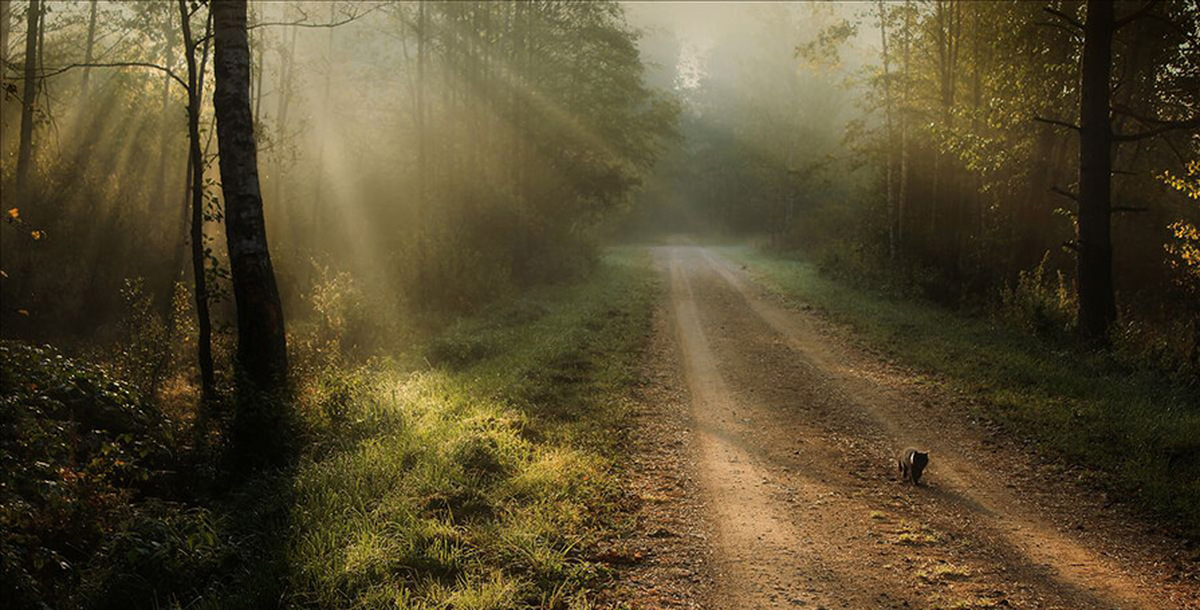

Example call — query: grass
[917,562,972,583]
[724,245,1200,536]
[3,250,659,609]
[267,249,659,608]
[894,520,941,546]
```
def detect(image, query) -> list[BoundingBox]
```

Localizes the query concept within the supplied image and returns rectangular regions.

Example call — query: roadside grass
[1,251,658,609]
[724,246,1200,536]
[270,249,658,608]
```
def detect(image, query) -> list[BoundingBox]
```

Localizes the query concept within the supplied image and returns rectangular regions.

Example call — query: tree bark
[1076,0,1116,342]
[212,0,289,394]
[179,0,216,398]
[15,0,40,196]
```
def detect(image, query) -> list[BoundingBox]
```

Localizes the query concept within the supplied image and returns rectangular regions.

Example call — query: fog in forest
[0,1,1198,608]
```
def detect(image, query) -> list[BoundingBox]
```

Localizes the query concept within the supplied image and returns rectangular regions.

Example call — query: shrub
[998,252,1075,336]
[0,342,171,607]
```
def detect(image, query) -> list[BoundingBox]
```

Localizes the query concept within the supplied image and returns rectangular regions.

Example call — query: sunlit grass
[266,250,657,608]
[727,245,1200,535]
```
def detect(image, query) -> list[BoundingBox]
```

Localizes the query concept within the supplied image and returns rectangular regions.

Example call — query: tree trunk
[899,0,912,255]
[878,0,896,262]
[157,7,182,323]
[79,0,98,102]
[251,1,264,126]
[1076,0,1116,342]
[212,0,289,395]
[15,0,40,196]
[271,20,297,249]
[179,0,216,398]
[415,0,428,297]
[311,1,335,243]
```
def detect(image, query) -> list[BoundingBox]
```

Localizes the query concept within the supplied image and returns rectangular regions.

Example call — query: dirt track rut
[645,245,1197,609]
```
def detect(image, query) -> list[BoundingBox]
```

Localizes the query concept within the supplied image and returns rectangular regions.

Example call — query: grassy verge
[724,246,1200,535]
[252,250,658,608]
[1,250,659,609]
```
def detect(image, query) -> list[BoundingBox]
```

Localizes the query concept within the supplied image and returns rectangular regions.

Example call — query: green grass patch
[725,246,1200,535]
[272,250,659,608]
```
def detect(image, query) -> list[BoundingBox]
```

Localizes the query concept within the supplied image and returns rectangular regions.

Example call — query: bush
[0,342,171,607]
[111,278,171,399]
[998,252,1075,336]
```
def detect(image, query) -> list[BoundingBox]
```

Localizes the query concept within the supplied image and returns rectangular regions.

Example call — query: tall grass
[258,250,657,608]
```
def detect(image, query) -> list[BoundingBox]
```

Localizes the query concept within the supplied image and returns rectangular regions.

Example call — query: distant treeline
[634,1,1198,366]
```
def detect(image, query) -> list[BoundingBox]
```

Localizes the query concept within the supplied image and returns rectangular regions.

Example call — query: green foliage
[998,253,1076,337]
[0,342,171,607]
[307,263,368,355]
[82,504,229,608]
[111,278,172,398]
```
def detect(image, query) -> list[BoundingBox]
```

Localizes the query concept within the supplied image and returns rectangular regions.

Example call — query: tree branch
[1043,7,1083,30]
[1034,20,1083,41]
[1114,0,1157,29]
[1035,116,1080,131]
[1113,117,1200,141]
[1050,185,1078,202]
[34,62,186,90]
[196,3,385,44]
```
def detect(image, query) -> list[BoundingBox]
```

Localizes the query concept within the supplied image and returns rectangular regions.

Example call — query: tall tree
[878,0,897,262]
[1075,0,1116,342]
[78,0,98,102]
[179,0,216,397]
[212,0,289,395]
[15,0,40,196]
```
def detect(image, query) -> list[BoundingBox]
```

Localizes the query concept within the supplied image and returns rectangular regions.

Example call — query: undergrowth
[727,245,1200,536]
[0,251,658,608]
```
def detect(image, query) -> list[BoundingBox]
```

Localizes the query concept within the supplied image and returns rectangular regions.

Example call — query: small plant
[113,278,171,398]
[998,252,1075,336]
[0,342,173,608]
[309,263,366,357]
[917,561,972,583]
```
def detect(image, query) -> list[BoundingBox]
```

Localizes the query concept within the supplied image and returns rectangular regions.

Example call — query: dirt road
[620,246,1198,609]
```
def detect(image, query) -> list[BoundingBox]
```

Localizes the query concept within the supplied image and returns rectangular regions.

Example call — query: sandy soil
[608,246,1199,610]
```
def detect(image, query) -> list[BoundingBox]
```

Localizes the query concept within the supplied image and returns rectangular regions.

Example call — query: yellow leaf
[17,309,29,316]
[0,270,6,279]
[5,208,17,220]
[30,230,43,240]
